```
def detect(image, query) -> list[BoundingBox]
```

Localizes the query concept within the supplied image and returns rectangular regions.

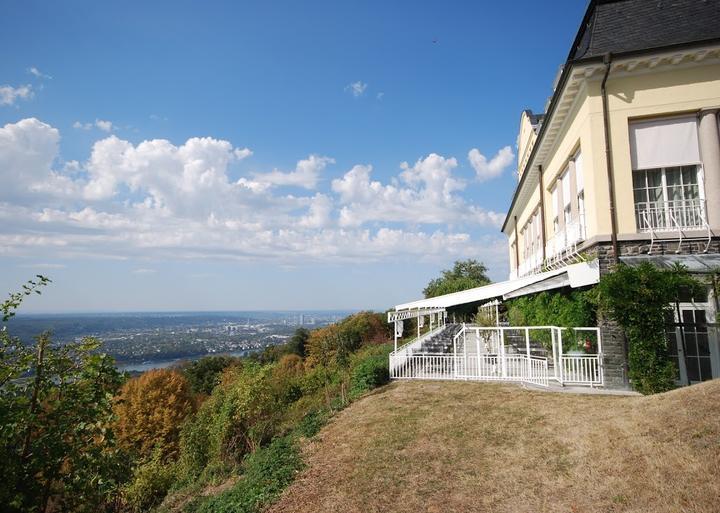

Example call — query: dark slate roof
[571,0,720,61]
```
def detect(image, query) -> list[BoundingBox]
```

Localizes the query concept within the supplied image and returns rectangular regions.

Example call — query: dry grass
[267,380,720,513]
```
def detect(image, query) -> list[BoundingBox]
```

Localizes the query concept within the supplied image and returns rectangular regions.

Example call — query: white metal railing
[517,250,543,278]
[561,355,600,384]
[545,214,586,261]
[389,324,446,373]
[635,199,707,232]
[391,324,603,388]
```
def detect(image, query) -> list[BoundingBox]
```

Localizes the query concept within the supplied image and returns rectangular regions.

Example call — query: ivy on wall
[593,262,705,395]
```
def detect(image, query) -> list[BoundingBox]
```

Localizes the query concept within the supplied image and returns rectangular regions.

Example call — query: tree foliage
[181,356,241,396]
[423,259,491,298]
[594,263,704,394]
[0,277,127,513]
[506,290,596,349]
[114,368,195,461]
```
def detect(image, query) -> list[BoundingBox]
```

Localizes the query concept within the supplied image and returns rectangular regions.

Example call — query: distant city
[6,311,354,372]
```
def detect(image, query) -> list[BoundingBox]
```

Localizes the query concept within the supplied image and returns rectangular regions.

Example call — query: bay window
[630,116,706,231]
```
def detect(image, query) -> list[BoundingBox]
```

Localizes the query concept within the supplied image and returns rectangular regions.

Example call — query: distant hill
[265,380,720,513]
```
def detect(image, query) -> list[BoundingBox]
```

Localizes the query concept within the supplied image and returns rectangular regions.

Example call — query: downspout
[538,165,547,262]
[513,215,520,273]
[601,52,620,263]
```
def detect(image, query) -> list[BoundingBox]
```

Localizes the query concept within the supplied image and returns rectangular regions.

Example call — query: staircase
[504,333,549,359]
[416,324,462,354]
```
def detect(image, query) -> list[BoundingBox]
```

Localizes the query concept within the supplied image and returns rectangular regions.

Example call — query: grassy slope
[268,380,720,513]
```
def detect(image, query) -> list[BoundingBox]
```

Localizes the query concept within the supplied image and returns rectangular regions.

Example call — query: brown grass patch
[267,380,720,513]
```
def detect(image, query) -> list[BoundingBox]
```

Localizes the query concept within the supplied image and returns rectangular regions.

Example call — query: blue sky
[0,0,587,312]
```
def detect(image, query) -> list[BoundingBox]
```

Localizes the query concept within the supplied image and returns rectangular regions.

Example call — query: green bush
[350,354,389,398]
[123,452,176,512]
[293,410,328,438]
[175,363,280,485]
[188,436,303,513]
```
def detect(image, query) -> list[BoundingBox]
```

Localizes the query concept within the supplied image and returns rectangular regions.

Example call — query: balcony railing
[635,199,707,232]
[545,214,586,261]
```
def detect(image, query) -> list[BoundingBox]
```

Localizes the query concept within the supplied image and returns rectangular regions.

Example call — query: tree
[0,277,128,513]
[114,369,195,461]
[181,355,241,395]
[286,328,309,358]
[423,259,491,298]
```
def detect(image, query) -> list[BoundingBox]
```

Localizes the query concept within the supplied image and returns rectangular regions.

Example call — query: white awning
[394,261,599,311]
[629,116,700,170]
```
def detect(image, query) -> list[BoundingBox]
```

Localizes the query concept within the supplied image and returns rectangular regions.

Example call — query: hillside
[268,380,720,513]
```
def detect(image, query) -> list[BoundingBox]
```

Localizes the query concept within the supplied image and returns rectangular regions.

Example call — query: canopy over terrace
[393,261,600,314]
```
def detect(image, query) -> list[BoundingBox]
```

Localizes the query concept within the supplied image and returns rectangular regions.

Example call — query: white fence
[389,324,603,388]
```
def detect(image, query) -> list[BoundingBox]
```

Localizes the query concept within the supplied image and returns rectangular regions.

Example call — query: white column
[699,109,720,230]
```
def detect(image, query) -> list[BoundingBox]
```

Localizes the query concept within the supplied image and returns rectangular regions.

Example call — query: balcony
[635,199,707,232]
[517,249,543,278]
[635,199,710,254]
[545,215,586,262]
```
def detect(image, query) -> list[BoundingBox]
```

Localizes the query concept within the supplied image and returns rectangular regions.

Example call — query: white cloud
[332,154,504,227]
[18,263,66,269]
[28,67,52,80]
[376,92,384,100]
[252,155,334,190]
[95,119,114,132]
[468,146,515,181]
[234,147,253,160]
[73,119,115,132]
[132,268,157,275]
[345,81,367,97]
[0,118,508,266]
[0,84,33,106]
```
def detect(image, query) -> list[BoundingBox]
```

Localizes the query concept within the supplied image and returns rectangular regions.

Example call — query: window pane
[632,171,646,189]
[634,189,647,203]
[699,358,712,381]
[684,184,699,200]
[695,310,706,325]
[682,165,698,185]
[697,334,709,356]
[682,310,694,325]
[685,334,697,355]
[686,358,700,382]
[668,186,683,201]
[649,187,663,203]
[647,169,663,188]
[666,167,682,186]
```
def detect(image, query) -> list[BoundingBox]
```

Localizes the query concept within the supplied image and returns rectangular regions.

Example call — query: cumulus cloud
[332,155,504,227]
[345,81,367,97]
[468,146,515,181]
[0,117,507,266]
[73,119,115,132]
[0,84,33,106]
[252,155,334,190]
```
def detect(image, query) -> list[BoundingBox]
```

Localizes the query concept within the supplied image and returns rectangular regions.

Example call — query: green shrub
[123,452,177,512]
[175,363,281,485]
[293,410,328,438]
[349,354,389,398]
[189,436,303,513]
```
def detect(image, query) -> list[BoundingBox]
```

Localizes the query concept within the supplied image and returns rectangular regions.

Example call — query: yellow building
[502,0,720,386]
[389,0,720,390]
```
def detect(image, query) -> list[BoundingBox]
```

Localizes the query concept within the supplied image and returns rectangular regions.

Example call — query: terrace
[388,261,603,388]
